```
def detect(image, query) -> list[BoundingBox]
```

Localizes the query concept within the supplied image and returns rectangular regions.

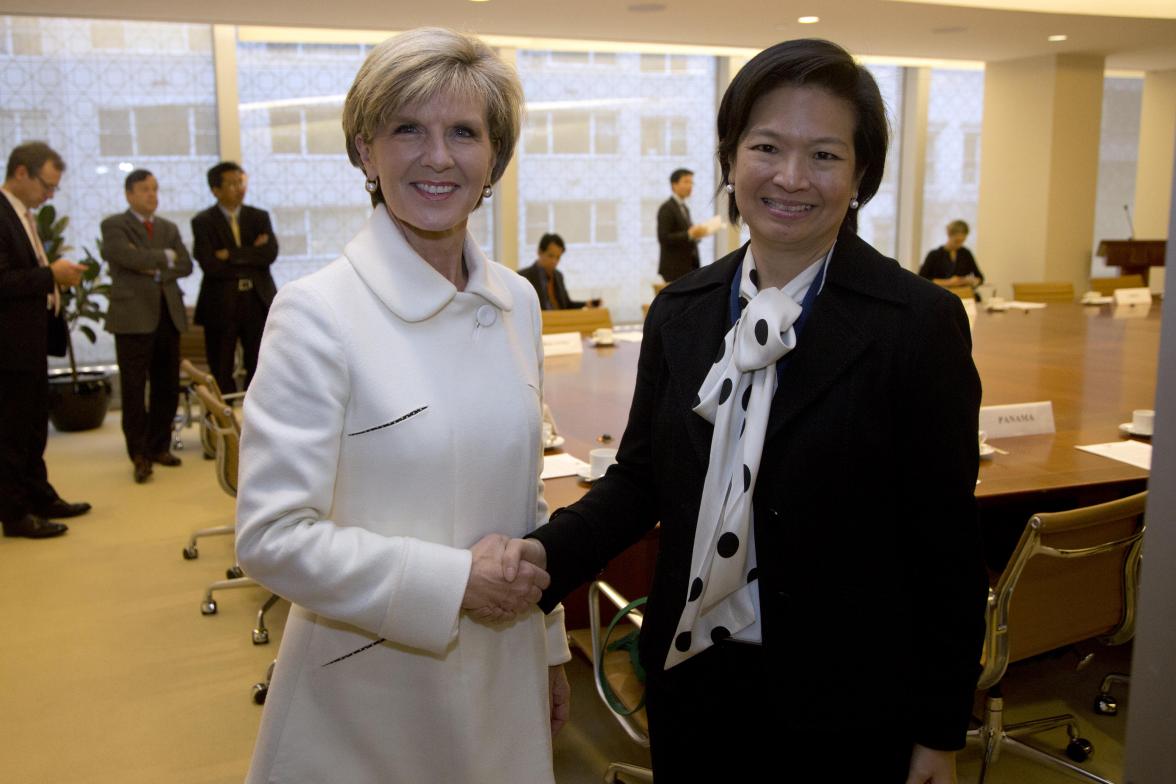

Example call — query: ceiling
[10,0,1176,71]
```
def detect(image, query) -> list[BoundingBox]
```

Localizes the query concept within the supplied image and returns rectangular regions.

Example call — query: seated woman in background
[517,233,600,309]
[522,38,987,783]
[919,218,984,288]
[235,28,568,784]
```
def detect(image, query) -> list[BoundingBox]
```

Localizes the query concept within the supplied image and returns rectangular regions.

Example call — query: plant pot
[48,370,113,432]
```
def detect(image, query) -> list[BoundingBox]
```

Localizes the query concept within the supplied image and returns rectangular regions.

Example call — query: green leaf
[80,325,97,343]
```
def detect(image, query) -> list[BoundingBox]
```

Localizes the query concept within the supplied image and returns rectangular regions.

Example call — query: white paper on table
[542,332,584,357]
[1004,301,1048,310]
[542,453,590,480]
[612,331,643,343]
[1075,441,1152,470]
[699,214,724,236]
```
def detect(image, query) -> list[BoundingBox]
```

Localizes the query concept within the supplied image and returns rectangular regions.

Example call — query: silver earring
[849,197,860,209]
[724,182,735,194]
[365,178,378,194]
[482,185,493,199]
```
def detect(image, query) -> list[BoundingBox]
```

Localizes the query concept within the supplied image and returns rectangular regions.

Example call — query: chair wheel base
[1094,694,1118,716]
[226,565,244,579]
[253,629,270,645]
[1066,737,1094,762]
[182,546,198,560]
[252,683,268,705]
[201,600,218,615]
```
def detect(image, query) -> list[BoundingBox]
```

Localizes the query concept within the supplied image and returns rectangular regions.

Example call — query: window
[96,104,217,158]
[525,200,620,247]
[267,102,346,155]
[525,110,620,156]
[641,116,689,157]
[0,109,49,151]
[921,67,983,264]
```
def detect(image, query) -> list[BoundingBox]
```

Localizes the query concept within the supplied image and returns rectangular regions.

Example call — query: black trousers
[644,641,913,782]
[114,306,180,461]
[202,288,267,394]
[0,368,59,523]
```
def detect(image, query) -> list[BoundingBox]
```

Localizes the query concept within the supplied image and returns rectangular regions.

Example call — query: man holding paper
[657,168,708,282]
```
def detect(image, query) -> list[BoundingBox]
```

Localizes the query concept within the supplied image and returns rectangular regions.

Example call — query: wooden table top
[541,303,1161,509]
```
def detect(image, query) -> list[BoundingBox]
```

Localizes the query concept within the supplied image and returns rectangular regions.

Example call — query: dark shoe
[33,498,92,519]
[133,456,154,484]
[2,514,68,539]
[153,452,182,467]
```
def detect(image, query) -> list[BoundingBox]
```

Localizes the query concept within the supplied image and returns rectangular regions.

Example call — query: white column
[211,25,242,164]
[896,66,930,272]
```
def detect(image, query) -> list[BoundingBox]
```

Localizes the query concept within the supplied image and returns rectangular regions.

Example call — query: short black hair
[670,168,693,185]
[125,169,154,191]
[538,233,565,254]
[5,141,65,180]
[716,38,889,234]
[207,161,244,190]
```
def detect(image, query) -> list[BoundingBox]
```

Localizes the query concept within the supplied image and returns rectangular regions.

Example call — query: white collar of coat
[345,205,513,323]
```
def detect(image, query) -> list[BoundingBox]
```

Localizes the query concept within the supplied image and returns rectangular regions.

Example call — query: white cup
[542,421,555,446]
[593,327,614,345]
[1132,409,1155,436]
[978,430,987,449]
[589,448,618,478]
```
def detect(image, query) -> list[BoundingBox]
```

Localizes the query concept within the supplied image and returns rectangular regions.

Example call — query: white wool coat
[236,207,570,784]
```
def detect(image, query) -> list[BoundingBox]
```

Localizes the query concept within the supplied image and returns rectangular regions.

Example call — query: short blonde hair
[342,28,523,206]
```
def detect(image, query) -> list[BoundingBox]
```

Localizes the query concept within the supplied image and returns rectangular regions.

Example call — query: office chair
[568,580,653,784]
[968,491,1146,783]
[541,307,613,336]
[1012,281,1075,303]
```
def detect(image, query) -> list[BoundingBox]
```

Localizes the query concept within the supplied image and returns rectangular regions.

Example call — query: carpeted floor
[0,412,1129,783]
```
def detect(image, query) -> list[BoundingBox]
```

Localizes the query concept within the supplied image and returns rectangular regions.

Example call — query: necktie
[229,213,241,247]
[144,219,154,240]
[26,209,61,314]
[681,201,692,226]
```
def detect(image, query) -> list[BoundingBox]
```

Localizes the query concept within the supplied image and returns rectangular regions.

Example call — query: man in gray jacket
[101,169,193,483]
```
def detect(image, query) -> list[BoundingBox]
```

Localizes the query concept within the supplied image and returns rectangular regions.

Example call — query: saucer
[979,443,996,459]
[544,435,566,451]
[1119,423,1152,438]
[590,339,616,348]
[576,468,604,483]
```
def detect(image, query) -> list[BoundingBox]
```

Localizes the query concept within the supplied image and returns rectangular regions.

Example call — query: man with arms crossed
[191,161,278,394]
[101,169,193,484]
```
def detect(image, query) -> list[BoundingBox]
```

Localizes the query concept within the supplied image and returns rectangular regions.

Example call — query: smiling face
[355,91,495,256]
[732,85,862,269]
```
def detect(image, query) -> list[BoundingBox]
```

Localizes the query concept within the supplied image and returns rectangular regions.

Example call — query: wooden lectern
[1096,239,1166,283]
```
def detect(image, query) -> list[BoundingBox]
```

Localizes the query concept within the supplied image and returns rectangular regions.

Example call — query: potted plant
[37,205,114,431]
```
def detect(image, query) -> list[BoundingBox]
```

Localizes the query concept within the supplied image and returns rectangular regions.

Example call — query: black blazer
[0,194,66,370]
[191,204,278,325]
[533,233,987,750]
[517,262,584,310]
[656,197,699,282]
[919,246,984,285]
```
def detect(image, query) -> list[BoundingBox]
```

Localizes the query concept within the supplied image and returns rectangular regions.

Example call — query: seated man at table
[517,233,598,310]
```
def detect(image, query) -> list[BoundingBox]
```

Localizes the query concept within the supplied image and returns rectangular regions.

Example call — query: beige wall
[1133,69,1176,239]
[977,54,1104,297]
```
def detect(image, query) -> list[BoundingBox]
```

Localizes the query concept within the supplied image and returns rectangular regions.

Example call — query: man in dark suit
[516,233,591,310]
[101,169,194,483]
[0,142,89,539]
[656,168,705,282]
[190,161,278,394]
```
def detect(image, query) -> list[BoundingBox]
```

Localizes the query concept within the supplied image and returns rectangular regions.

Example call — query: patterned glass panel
[0,16,218,367]
[920,67,984,270]
[860,64,903,261]
[517,50,717,323]
[1091,77,1143,278]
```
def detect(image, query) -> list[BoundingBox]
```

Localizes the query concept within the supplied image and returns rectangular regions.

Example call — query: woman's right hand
[462,534,550,622]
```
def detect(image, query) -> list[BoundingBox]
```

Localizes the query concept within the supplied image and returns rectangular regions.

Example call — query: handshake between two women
[460,533,551,623]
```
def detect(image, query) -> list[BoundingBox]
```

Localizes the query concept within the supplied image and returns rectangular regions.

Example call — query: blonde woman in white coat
[235,29,570,783]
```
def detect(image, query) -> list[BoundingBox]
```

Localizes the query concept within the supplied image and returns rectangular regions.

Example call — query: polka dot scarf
[666,247,830,669]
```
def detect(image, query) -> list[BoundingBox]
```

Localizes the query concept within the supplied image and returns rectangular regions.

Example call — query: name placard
[1113,287,1153,306]
[979,401,1056,438]
[1113,302,1152,319]
[542,332,584,357]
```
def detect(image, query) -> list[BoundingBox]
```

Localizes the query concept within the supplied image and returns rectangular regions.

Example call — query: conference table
[541,302,1162,624]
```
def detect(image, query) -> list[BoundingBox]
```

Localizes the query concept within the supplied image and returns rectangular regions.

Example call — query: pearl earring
[724,183,735,194]
[482,185,493,199]
[365,178,378,194]
[849,197,860,209]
